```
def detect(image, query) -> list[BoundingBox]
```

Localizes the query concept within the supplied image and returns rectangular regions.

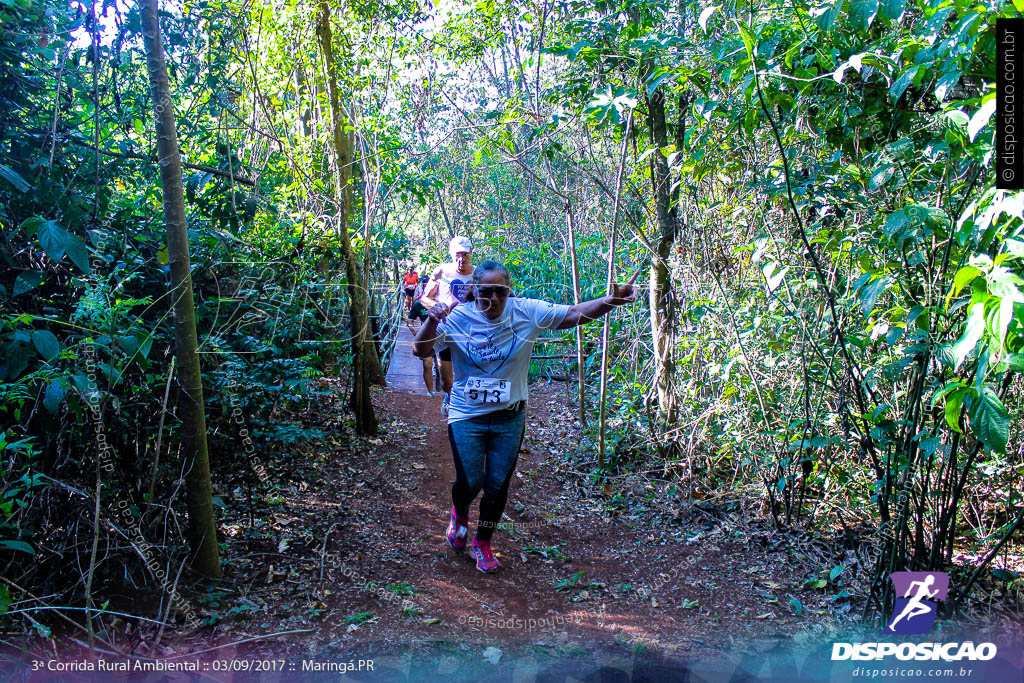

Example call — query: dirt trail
[171,326,841,670]
[293,325,829,661]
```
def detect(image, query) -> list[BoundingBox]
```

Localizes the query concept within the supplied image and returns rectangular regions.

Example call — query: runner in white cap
[419,236,475,416]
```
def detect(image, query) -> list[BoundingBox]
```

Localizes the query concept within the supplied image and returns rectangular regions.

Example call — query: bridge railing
[369,282,404,376]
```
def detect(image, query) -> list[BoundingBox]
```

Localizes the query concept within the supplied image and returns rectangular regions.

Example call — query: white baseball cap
[449,235,473,257]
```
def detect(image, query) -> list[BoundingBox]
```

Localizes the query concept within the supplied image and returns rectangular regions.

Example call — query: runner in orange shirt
[401,266,419,312]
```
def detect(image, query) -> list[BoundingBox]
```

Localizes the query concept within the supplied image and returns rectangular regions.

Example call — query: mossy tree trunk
[140,0,221,577]
[316,0,381,435]
[645,67,679,425]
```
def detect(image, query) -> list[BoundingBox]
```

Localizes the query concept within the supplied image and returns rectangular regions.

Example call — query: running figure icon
[887,575,938,632]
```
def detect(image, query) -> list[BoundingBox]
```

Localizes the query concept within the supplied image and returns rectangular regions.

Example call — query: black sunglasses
[476,285,510,299]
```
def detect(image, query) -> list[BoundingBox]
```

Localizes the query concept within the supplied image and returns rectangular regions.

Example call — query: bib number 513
[466,378,510,405]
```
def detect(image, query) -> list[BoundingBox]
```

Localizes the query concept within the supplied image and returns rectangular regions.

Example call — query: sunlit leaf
[890,65,922,102]
[950,305,984,370]
[970,387,1009,453]
[879,0,905,20]
[849,0,879,30]
[968,99,996,143]
[934,71,961,102]
[698,5,719,31]
[869,164,895,191]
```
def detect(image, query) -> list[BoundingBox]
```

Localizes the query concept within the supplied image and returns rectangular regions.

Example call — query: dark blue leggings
[448,407,526,542]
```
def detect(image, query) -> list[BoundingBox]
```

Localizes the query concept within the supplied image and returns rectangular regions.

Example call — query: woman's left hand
[609,271,640,305]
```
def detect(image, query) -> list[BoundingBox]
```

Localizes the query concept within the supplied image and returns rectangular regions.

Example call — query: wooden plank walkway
[385,322,434,395]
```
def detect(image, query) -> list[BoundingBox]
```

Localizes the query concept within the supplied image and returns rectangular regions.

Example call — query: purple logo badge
[884,572,949,635]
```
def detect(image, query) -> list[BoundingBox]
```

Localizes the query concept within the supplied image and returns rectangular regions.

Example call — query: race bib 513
[464,376,511,405]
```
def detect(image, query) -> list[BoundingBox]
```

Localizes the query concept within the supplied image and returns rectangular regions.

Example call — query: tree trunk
[140,0,221,578]
[564,202,587,428]
[435,187,454,237]
[316,0,382,435]
[597,112,633,470]
[645,72,678,424]
[294,64,312,138]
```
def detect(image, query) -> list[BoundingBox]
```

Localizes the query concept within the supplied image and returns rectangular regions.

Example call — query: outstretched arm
[906,580,939,599]
[555,272,639,330]
[412,301,454,357]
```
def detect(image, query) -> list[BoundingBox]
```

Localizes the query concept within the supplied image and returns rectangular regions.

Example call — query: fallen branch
[956,505,1024,613]
[69,138,257,187]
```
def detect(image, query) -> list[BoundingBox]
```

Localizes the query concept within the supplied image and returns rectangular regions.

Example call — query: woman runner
[408,275,430,330]
[412,260,637,573]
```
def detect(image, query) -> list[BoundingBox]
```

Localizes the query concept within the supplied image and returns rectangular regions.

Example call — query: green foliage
[0,0,1018,635]
[0,433,45,560]
[522,543,571,562]
[555,570,587,591]
[344,611,377,625]
[0,0,405,626]
[384,582,417,597]
[470,0,1024,605]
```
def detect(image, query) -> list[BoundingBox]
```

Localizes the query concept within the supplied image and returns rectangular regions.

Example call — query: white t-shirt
[429,264,475,307]
[433,297,571,423]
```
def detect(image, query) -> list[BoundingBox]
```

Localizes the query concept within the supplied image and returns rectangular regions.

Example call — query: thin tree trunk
[141,0,221,577]
[312,69,322,140]
[85,1,102,649]
[316,0,382,435]
[646,69,679,424]
[294,64,312,138]
[435,187,454,237]
[565,202,587,428]
[356,129,377,292]
[492,174,507,226]
[597,112,634,470]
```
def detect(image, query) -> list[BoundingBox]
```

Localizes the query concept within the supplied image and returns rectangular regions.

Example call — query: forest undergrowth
[11,378,1016,661]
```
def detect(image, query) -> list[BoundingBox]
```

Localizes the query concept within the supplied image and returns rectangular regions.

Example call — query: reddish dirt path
[285,331,832,661]
[131,330,842,671]
[7,329,1012,680]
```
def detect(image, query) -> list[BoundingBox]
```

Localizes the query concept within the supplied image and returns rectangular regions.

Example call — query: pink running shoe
[469,539,500,573]
[446,506,469,551]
